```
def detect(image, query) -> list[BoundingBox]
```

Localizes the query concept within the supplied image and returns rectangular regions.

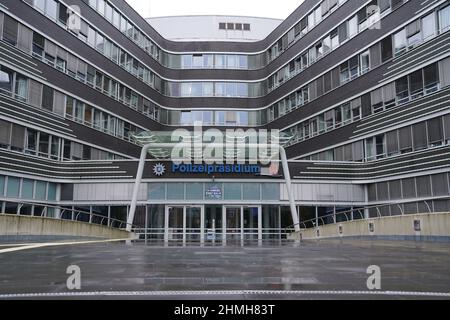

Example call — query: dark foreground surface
[0,239,449,300]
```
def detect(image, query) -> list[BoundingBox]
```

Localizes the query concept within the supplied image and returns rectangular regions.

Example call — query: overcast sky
[125,0,304,19]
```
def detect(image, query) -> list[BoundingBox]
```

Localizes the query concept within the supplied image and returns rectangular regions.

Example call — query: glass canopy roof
[131,130,296,160]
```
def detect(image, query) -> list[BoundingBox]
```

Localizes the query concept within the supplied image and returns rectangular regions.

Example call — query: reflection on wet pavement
[0,239,449,299]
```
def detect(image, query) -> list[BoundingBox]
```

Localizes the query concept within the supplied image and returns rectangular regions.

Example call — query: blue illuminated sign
[172,163,261,175]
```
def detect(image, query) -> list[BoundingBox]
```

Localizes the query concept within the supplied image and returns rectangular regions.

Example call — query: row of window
[13,6,259,98]
[302,114,450,162]
[86,0,160,60]
[88,0,340,70]
[267,2,449,93]
[368,172,450,202]
[0,119,125,161]
[0,175,57,201]
[287,98,362,145]
[267,0,348,62]
[284,59,448,146]
[86,0,257,70]
[266,37,388,122]
[148,183,280,201]
[0,12,169,122]
[180,54,248,70]
[5,3,449,122]
[0,64,145,144]
[393,5,450,55]
[218,22,251,31]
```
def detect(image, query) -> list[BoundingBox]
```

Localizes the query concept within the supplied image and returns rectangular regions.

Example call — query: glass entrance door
[224,206,242,241]
[243,206,261,240]
[223,206,262,243]
[165,206,204,244]
[186,206,203,242]
[166,206,183,242]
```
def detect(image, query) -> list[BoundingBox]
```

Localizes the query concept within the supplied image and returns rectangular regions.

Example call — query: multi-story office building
[0,0,449,241]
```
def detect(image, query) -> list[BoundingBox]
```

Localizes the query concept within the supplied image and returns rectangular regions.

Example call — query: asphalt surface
[0,239,449,299]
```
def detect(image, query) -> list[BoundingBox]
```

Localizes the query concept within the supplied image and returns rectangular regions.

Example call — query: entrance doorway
[223,206,262,243]
[165,206,204,244]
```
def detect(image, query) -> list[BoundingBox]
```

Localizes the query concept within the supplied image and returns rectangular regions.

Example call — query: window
[393,29,407,54]
[375,134,385,159]
[439,5,450,32]
[308,12,315,30]
[46,0,58,21]
[381,35,393,62]
[423,63,439,93]
[396,76,409,104]
[339,61,349,83]
[399,126,412,153]
[14,74,28,102]
[227,55,237,69]
[111,9,120,28]
[371,88,383,113]
[360,50,370,73]
[105,3,113,21]
[53,91,65,116]
[42,85,54,111]
[17,24,33,53]
[3,15,18,46]
[95,33,104,53]
[348,16,358,38]
[386,130,399,156]
[6,177,20,198]
[439,57,450,88]
[38,133,50,157]
[383,82,396,108]
[243,24,250,31]
[427,117,443,147]
[412,122,427,150]
[219,23,226,30]
[0,66,13,93]
[338,22,348,43]
[215,55,226,69]
[227,23,234,30]
[406,20,421,47]
[409,69,423,99]
[28,80,42,107]
[422,12,436,41]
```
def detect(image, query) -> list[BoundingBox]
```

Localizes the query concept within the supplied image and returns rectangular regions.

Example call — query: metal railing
[1,200,136,231]
[285,199,447,233]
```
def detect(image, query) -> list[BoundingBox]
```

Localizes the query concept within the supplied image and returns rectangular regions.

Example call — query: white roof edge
[146,15,283,21]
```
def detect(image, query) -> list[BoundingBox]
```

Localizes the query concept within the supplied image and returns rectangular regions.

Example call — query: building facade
[0,0,449,242]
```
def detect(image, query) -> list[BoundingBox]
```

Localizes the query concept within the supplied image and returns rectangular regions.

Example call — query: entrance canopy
[131,130,296,161]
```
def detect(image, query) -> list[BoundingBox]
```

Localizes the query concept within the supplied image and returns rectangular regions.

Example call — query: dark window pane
[412,122,427,150]
[3,15,18,45]
[381,36,393,62]
[409,69,423,97]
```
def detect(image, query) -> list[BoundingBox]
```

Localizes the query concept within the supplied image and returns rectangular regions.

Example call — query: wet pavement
[0,239,449,299]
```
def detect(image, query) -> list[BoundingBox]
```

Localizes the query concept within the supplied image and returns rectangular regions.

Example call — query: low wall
[0,214,135,240]
[289,212,450,242]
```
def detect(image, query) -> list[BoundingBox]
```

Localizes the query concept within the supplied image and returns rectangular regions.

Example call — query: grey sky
[125,0,304,20]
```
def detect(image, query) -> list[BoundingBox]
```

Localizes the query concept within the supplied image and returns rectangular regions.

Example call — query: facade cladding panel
[0,0,450,239]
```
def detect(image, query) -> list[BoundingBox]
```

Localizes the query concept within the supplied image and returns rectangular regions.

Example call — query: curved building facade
[0,0,450,241]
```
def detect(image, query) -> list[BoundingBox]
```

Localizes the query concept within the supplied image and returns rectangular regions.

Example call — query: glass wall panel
[148,183,166,200]
[224,183,242,200]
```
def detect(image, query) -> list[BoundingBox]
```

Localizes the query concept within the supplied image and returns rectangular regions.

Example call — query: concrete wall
[0,214,135,240]
[289,212,450,242]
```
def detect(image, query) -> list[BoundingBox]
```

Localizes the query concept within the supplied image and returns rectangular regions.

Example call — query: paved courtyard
[0,239,449,299]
